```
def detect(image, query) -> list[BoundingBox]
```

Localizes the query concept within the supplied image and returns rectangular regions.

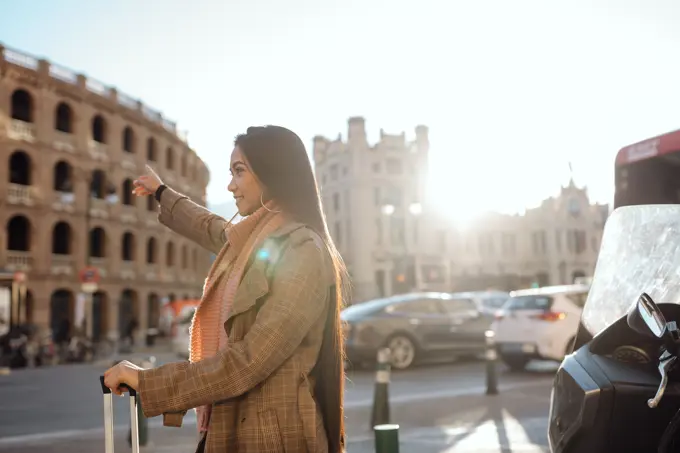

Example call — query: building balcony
[52,191,76,213]
[88,140,108,161]
[178,273,196,284]
[120,205,138,224]
[89,257,108,278]
[121,154,137,172]
[144,212,159,228]
[120,261,136,280]
[164,173,176,185]
[8,120,36,143]
[178,181,191,194]
[160,269,176,282]
[89,197,112,219]
[51,254,75,276]
[147,163,160,174]
[7,184,38,206]
[145,265,158,281]
[53,132,77,153]
[6,251,32,272]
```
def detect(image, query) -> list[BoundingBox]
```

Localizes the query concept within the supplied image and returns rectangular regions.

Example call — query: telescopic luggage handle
[99,376,139,453]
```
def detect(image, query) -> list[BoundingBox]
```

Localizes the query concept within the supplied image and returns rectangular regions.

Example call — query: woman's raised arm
[134,165,228,255]
[156,187,227,255]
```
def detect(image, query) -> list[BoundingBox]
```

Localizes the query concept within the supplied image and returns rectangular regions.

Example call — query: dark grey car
[342,292,492,370]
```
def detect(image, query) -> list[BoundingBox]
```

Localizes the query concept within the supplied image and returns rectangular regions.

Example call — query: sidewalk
[0,380,552,453]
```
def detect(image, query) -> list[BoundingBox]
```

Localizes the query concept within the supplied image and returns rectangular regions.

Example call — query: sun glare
[425,173,524,230]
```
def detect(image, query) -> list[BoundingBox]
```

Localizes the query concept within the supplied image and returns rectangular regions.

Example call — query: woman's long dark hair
[235,126,349,453]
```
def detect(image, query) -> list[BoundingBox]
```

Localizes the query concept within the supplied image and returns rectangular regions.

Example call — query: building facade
[0,44,213,341]
[314,117,430,303]
[314,117,608,303]
[445,180,609,292]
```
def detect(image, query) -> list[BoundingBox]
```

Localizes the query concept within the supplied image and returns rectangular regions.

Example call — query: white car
[490,283,589,370]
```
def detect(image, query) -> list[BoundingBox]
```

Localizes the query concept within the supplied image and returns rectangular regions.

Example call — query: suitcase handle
[100,375,139,453]
[99,375,137,397]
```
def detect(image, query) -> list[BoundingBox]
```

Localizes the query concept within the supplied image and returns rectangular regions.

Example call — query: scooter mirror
[627,293,667,338]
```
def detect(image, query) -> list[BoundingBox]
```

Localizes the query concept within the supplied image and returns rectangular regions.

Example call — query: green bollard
[374,424,400,453]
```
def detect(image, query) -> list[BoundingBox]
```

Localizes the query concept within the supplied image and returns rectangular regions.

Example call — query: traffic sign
[79,266,101,284]
[81,282,98,294]
[13,272,26,283]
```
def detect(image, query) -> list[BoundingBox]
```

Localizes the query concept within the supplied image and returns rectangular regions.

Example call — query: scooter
[549,293,680,452]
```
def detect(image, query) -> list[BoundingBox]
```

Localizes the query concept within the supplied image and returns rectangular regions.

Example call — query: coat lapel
[223,222,307,329]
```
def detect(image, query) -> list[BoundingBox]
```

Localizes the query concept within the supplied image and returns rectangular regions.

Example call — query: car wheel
[502,356,529,371]
[387,334,417,370]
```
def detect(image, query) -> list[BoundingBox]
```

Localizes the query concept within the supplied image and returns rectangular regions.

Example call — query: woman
[104,126,348,453]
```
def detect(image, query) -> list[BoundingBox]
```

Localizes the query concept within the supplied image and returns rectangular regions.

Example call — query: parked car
[490,283,589,371]
[448,290,509,317]
[341,292,489,370]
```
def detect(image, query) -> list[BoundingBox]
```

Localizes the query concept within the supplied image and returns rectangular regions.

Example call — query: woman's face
[228,146,264,216]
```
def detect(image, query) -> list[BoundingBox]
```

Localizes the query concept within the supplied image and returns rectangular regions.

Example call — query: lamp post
[381,201,422,294]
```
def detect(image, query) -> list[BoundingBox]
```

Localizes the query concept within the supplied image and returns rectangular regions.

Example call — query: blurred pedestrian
[125,317,138,348]
[105,126,348,453]
[54,317,70,363]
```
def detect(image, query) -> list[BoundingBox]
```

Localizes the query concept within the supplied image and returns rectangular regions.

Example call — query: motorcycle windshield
[582,204,680,336]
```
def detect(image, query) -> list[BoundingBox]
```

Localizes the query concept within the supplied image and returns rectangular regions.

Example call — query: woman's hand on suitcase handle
[104,360,146,396]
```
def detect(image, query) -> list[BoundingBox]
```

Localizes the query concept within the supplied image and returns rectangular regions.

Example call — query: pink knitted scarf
[188,204,284,432]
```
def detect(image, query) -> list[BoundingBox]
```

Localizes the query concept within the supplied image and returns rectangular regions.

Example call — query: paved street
[0,356,556,452]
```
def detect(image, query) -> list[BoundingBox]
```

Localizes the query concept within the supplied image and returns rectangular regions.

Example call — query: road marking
[440,412,547,451]
[344,378,552,408]
[0,378,552,446]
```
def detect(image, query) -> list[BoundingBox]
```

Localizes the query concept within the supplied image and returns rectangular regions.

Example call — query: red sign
[616,128,680,166]
[79,266,101,284]
[13,272,26,283]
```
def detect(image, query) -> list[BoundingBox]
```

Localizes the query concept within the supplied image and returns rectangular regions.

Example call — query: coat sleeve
[157,187,227,255]
[137,233,332,418]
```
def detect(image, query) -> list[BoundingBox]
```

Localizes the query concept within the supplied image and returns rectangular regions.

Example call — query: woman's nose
[227,179,237,193]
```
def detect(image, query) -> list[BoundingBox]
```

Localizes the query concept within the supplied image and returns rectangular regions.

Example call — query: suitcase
[99,375,139,453]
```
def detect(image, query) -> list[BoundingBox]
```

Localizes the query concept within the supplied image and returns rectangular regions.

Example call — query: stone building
[314,117,608,303]
[444,180,609,292]
[0,44,213,341]
[314,117,430,302]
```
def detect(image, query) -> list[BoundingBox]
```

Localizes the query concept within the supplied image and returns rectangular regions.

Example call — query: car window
[566,291,589,308]
[482,297,508,309]
[386,298,442,315]
[441,298,477,314]
[504,295,553,311]
[341,298,392,318]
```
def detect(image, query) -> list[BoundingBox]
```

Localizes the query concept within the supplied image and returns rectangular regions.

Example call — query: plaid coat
[138,188,335,453]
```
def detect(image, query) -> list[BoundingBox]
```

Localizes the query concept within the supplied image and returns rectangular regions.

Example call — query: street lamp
[381,204,396,216]
[382,202,421,217]
[381,202,423,293]
[408,202,423,216]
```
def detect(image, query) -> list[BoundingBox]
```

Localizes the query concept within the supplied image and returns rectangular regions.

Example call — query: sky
[3,0,680,217]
